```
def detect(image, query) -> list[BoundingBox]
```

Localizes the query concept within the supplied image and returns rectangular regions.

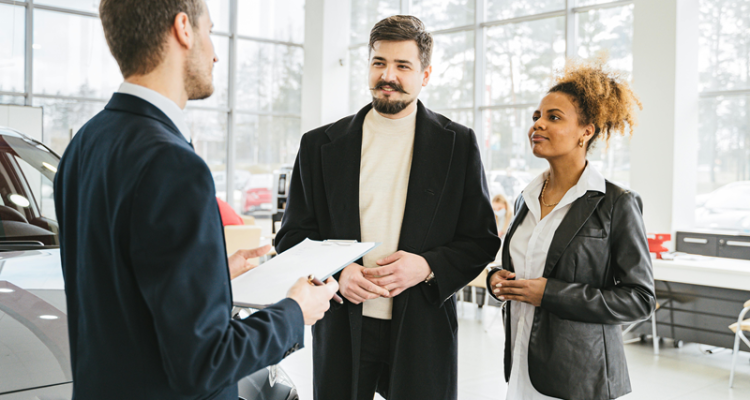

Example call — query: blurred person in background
[492,193,512,238]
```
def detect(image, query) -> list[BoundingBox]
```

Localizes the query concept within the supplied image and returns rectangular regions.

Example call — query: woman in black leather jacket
[486,58,655,400]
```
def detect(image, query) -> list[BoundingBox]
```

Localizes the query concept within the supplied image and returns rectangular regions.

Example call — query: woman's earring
[579,139,585,148]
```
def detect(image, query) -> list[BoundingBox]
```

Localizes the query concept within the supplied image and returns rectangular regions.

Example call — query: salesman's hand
[362,251,432,298]
[287,277,340,325]
[339,263,390,304]
[228,244,272,280]
[494,277,547,307]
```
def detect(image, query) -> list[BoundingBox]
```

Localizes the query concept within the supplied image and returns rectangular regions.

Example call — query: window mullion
[474,0,486,165]
[401,0,410,15]
[565,0,576,60]
[25,0,33,107]
[226,0,239,210]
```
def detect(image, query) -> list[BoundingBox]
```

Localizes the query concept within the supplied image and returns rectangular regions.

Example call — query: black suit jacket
[54,93,304,400]
[275,101,500,400]
[488,181,656,400]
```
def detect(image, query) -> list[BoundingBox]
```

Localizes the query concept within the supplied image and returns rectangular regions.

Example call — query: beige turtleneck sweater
[360,107,417,320]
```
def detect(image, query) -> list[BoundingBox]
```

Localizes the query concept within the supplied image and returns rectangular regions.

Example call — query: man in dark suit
[275,16,500,400]
[54,1,337,399]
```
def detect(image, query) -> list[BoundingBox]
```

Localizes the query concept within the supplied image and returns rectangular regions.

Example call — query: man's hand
[362,251,432,298]
[228,244,272,280]
[338,263,390,304]
[494,277,547,307]
[287,277,340,325]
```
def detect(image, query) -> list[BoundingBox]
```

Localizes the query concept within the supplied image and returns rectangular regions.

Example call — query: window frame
[0,0,305,211]
[348,0,634,168]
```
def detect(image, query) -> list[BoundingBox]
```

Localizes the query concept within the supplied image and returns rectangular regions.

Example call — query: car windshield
[0,131,59,251]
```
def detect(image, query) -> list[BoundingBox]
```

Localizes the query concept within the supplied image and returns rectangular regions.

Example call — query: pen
[308,274,344,304]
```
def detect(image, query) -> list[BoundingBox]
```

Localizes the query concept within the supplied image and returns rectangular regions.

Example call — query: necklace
[540,177,559,207]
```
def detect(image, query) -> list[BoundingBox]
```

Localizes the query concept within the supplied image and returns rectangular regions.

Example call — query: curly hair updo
[548,56,643,152]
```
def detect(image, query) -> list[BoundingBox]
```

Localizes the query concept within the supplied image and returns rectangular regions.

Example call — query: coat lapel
[501,197,529,274]
[320,105,372,241]
[543,191,605,277]
[398,101,456,253]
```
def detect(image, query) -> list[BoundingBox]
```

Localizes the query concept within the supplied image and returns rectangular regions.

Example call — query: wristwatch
[424,271,435,283]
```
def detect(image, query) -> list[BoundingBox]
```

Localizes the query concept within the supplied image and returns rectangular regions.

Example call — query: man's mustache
[370,81,409,95]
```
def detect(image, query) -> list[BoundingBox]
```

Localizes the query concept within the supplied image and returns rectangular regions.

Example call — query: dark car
[0,127,298,399]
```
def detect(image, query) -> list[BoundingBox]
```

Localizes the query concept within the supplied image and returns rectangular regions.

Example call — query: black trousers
[357,317,392,400]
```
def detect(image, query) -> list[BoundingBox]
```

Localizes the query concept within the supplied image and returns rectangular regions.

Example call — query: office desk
[653,257,750,291]
[635,257,750,350]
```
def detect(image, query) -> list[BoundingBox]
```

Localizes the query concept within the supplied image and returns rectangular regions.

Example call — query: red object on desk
[647,233,671,259]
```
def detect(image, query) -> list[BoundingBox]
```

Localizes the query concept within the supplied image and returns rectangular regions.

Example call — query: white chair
[729,299,750,388]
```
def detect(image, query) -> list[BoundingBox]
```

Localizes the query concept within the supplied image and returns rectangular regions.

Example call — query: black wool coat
[276,101,501,400]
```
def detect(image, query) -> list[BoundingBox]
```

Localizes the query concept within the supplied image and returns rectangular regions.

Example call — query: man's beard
[372,96,414,115]
[185,43,214,101]
[370,79,414,115]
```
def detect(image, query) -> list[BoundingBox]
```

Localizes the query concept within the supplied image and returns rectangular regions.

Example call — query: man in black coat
[275,16,500,400]
[54,1,337,399]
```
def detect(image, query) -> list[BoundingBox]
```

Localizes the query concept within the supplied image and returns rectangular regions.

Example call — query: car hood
[696,208,750,231]
[0,249,71,395]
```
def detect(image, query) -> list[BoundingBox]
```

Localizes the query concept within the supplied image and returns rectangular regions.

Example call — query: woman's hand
[494,277,547,307]
[489,269,516,291]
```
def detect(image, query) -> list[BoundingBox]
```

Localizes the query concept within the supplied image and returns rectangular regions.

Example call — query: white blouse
[506,164,606,400]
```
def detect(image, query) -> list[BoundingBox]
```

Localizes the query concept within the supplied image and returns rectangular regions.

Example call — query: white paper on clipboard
[231,238,380,309]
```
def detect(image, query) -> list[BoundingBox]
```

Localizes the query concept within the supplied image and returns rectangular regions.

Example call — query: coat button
[283,343,301,358]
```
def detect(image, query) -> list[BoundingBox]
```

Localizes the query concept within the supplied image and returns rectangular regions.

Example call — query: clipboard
[231,238,380,309]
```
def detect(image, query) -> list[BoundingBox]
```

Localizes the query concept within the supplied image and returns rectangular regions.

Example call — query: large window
[0,0,305,226]
[231,1,304,222]
[188,0,305,221]
[349,0,634,200]
[696,0,750,231]
[0,3,25,95]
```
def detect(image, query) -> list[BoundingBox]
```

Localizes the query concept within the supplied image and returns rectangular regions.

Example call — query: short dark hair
[369,15,433,70]
[100,0,205,78]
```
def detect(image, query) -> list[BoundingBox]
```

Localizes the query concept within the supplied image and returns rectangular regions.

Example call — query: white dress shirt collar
[117,82,191,143]
[522,162,606,221]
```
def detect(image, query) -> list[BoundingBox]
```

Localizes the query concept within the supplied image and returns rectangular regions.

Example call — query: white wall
[301,0,352,134]
[631,0,699,240]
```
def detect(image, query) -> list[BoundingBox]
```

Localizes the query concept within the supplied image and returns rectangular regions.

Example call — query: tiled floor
[278,304,750,399]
